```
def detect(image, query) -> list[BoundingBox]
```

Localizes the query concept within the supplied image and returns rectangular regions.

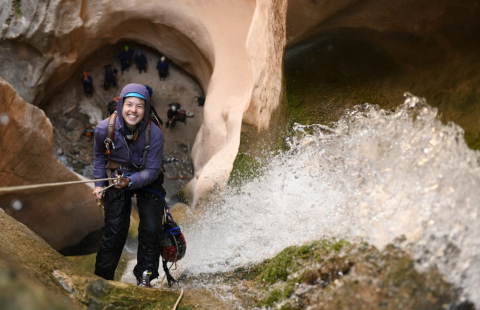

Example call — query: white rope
[0,177,117,194]
[172,288,184,310]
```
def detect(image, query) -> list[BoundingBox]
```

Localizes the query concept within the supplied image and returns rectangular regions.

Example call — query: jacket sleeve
[93,126,108,187]
[127,127,164,190]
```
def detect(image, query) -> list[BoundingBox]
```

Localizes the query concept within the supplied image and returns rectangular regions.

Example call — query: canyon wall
[0,0,288,247]
[0,78,103,251]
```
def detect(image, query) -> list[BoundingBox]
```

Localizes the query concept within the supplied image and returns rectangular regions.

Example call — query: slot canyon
[1,0,479,309]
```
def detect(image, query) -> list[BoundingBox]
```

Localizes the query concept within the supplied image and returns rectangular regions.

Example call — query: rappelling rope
[0,177,118,194]
[162,238,182,310]
[172,288,184,310]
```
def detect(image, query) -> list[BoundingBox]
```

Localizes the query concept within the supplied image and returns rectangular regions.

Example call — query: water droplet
[12,200,23,211]
[0,113,9,125]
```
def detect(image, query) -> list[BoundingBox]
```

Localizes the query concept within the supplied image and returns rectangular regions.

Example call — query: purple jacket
[93,83,164,190]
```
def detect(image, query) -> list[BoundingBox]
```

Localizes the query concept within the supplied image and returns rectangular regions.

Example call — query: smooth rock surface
[0,78,103,251]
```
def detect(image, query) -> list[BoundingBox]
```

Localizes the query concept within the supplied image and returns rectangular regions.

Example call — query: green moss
[285,91,309,125]
[171,189,190,204]
[227,151,263,187]
[13,0,22,19]
[258,239,349,287]
[66,253,97,276]
[83,279,194,310]
[260,288,283,306]
[222,237,458,310]
[66,252,130,282]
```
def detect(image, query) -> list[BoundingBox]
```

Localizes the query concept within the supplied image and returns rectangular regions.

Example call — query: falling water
[125,94,480,305]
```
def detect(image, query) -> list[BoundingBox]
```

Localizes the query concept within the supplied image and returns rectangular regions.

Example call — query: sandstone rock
[0,78,103,251]
[78,99,103,125]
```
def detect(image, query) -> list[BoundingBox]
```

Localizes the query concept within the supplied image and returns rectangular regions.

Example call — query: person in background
[104,64,118,90]
[92,83,166,288]
[166,103,179,128]
[135,50,148,74]
[83,124,96,141]
[156,56,169,81]
[81,71,93,96]
[118,45,134,74]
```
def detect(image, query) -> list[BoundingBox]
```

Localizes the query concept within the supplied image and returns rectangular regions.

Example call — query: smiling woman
[122,95,145,129]
[92,83,167,286]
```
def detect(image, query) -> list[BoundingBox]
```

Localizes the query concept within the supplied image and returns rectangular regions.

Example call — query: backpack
[140,187,187,286]
[160,206,187,286]
[177,110,186,124]
[161,210,187,262]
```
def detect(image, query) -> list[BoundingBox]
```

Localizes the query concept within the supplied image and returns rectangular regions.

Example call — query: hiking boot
[137,270,152,287]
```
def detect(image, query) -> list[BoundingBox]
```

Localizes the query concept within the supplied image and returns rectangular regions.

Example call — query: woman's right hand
[93,187,104,199]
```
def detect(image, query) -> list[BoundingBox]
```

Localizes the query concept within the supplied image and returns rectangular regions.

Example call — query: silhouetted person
[166,103,179,128]
[195,95,205,106]
[81,71,93,96]
[156,56,169,81]
[134,50,148,73]
[104,64,118,90]
[118,45,134,74]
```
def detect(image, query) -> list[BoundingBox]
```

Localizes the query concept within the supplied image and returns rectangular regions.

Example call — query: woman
[92,83,165,287]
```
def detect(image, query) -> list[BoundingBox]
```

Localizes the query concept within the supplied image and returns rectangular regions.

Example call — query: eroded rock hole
[44,41,204,199]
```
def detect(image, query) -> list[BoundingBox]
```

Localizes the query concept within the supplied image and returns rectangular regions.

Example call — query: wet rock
[220,239,467,310]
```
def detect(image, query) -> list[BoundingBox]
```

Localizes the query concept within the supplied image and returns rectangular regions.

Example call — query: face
[122,96,145,128]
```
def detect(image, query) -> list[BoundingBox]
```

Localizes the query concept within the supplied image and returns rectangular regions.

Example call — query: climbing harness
[104,111,152,170]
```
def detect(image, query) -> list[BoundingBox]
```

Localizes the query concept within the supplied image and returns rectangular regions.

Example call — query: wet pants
[94,187,165,281]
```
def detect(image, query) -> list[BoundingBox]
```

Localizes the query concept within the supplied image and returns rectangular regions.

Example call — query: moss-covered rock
[221,238,466,310]
[0,210,226,309]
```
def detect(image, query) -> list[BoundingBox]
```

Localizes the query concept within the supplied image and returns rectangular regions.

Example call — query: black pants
[94,185,165,281]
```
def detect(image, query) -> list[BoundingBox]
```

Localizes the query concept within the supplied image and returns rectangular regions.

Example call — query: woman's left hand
[114,177,131,189]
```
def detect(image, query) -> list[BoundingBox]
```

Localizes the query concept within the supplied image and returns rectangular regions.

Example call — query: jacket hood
[117,83,151,133]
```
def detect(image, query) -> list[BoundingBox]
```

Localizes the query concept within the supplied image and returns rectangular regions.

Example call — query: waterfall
[175,93,479,305]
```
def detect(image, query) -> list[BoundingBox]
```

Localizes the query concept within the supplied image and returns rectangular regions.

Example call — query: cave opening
[43,41,205,200]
